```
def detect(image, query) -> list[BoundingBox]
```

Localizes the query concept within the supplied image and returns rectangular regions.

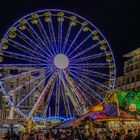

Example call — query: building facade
[0,66,45,119]
[116,48,140,90]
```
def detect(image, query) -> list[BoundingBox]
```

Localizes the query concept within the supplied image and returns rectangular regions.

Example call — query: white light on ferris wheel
[54,54,69,69]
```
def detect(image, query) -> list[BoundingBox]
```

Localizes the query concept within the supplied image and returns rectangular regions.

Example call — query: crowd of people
[2,126,140,140]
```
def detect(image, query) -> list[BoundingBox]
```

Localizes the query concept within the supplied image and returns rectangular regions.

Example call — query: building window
[130,65,133,71]
[125,66,129,73]
[9,82,14,89]
[136,75,140,81]
[21,96,26,106]
[34,96,38,103]
[10,69,18,75]
[131,76,135,83]
[126,78,129,84]
[135,63,138,69]
[23,84,26,89]
[122,79,125,85]
[6,110,9,119]
[10,96,13,102]
[34,84,39,89]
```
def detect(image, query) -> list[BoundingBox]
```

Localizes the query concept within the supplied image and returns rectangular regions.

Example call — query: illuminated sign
[91,104,104,112]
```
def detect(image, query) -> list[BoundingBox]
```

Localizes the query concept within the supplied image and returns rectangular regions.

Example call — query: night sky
[0,0,139,76]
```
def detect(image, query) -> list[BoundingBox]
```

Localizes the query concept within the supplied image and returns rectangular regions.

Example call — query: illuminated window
[9,82,14,89]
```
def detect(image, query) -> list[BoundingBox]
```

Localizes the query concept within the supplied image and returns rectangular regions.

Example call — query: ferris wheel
[0,9,116,120]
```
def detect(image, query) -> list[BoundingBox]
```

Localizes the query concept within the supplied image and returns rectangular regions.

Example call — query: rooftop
[123,48,140,58]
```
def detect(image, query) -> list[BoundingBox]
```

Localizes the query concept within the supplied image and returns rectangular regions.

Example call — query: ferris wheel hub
[54,54,69,69]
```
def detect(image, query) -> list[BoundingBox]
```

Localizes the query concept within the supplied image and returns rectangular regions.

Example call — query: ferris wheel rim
[0,9,116,119]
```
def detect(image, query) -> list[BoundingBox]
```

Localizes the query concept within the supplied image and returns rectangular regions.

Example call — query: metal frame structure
[0,9,116,120]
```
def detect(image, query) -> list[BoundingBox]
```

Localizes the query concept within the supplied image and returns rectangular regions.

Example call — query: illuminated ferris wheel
[0,9,116,120]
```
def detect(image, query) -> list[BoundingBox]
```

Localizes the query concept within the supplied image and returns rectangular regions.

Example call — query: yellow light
[129,104,136,112]
[91,104,104,112]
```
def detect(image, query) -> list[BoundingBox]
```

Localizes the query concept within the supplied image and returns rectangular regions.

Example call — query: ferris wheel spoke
[70,51,108,64]
[68,33,92,57]
[37,22,49,45]
[72,72,107,92]
[74,81,93,106]
[59,71,71,117]
[65,70,93,106]
[58,21,63,53]
[57,75,62,116]
[62,82,72,118]
[60,72,81,115]
[43,80,56,117]
[26,22,48,53]
[17,68,54,111]
[16,79,45,107]
[69,42,100,60]
[0,82,27,118]
[70,62,112,68]
[39,18,54,57]
[61,84,69,118]
[66,26,83,55]
[69,66,111,78]
[50,18,58,53]
[27,21,46,46]
[8,42,45,62]
[16,76,47,108]
[63,71,85,107]
[74,79,101,104]
[78,71,110,80]
[1,66,48,81]
[43,76,57,117]
[47,19,58,54]
[68,70,103,102]
[63,73,83,115]
[64,72,92,107]
[0,50,48,64]
[62,23,72,53]
[26,27,47,54]
[0,64,48,67]
[8,71,46,95]
[37,19,54,58]
[54,76,58,116]
[46,22,56,55]
[55,75,61,116]
[70,69,110,90]
[70,52,106,64]
[38,18,54,51]
[8,39,51,62]
[1,52,45,64]
[71,74,103,103]
[16,29,52,58]
[28,72,56,119]
[61,72,72,117]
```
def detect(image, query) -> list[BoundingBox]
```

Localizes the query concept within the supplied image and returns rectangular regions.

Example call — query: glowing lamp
[129,104,136,112]
[91,104,104,112]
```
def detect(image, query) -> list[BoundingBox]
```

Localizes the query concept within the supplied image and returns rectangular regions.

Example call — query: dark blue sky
[0,0,139,76]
